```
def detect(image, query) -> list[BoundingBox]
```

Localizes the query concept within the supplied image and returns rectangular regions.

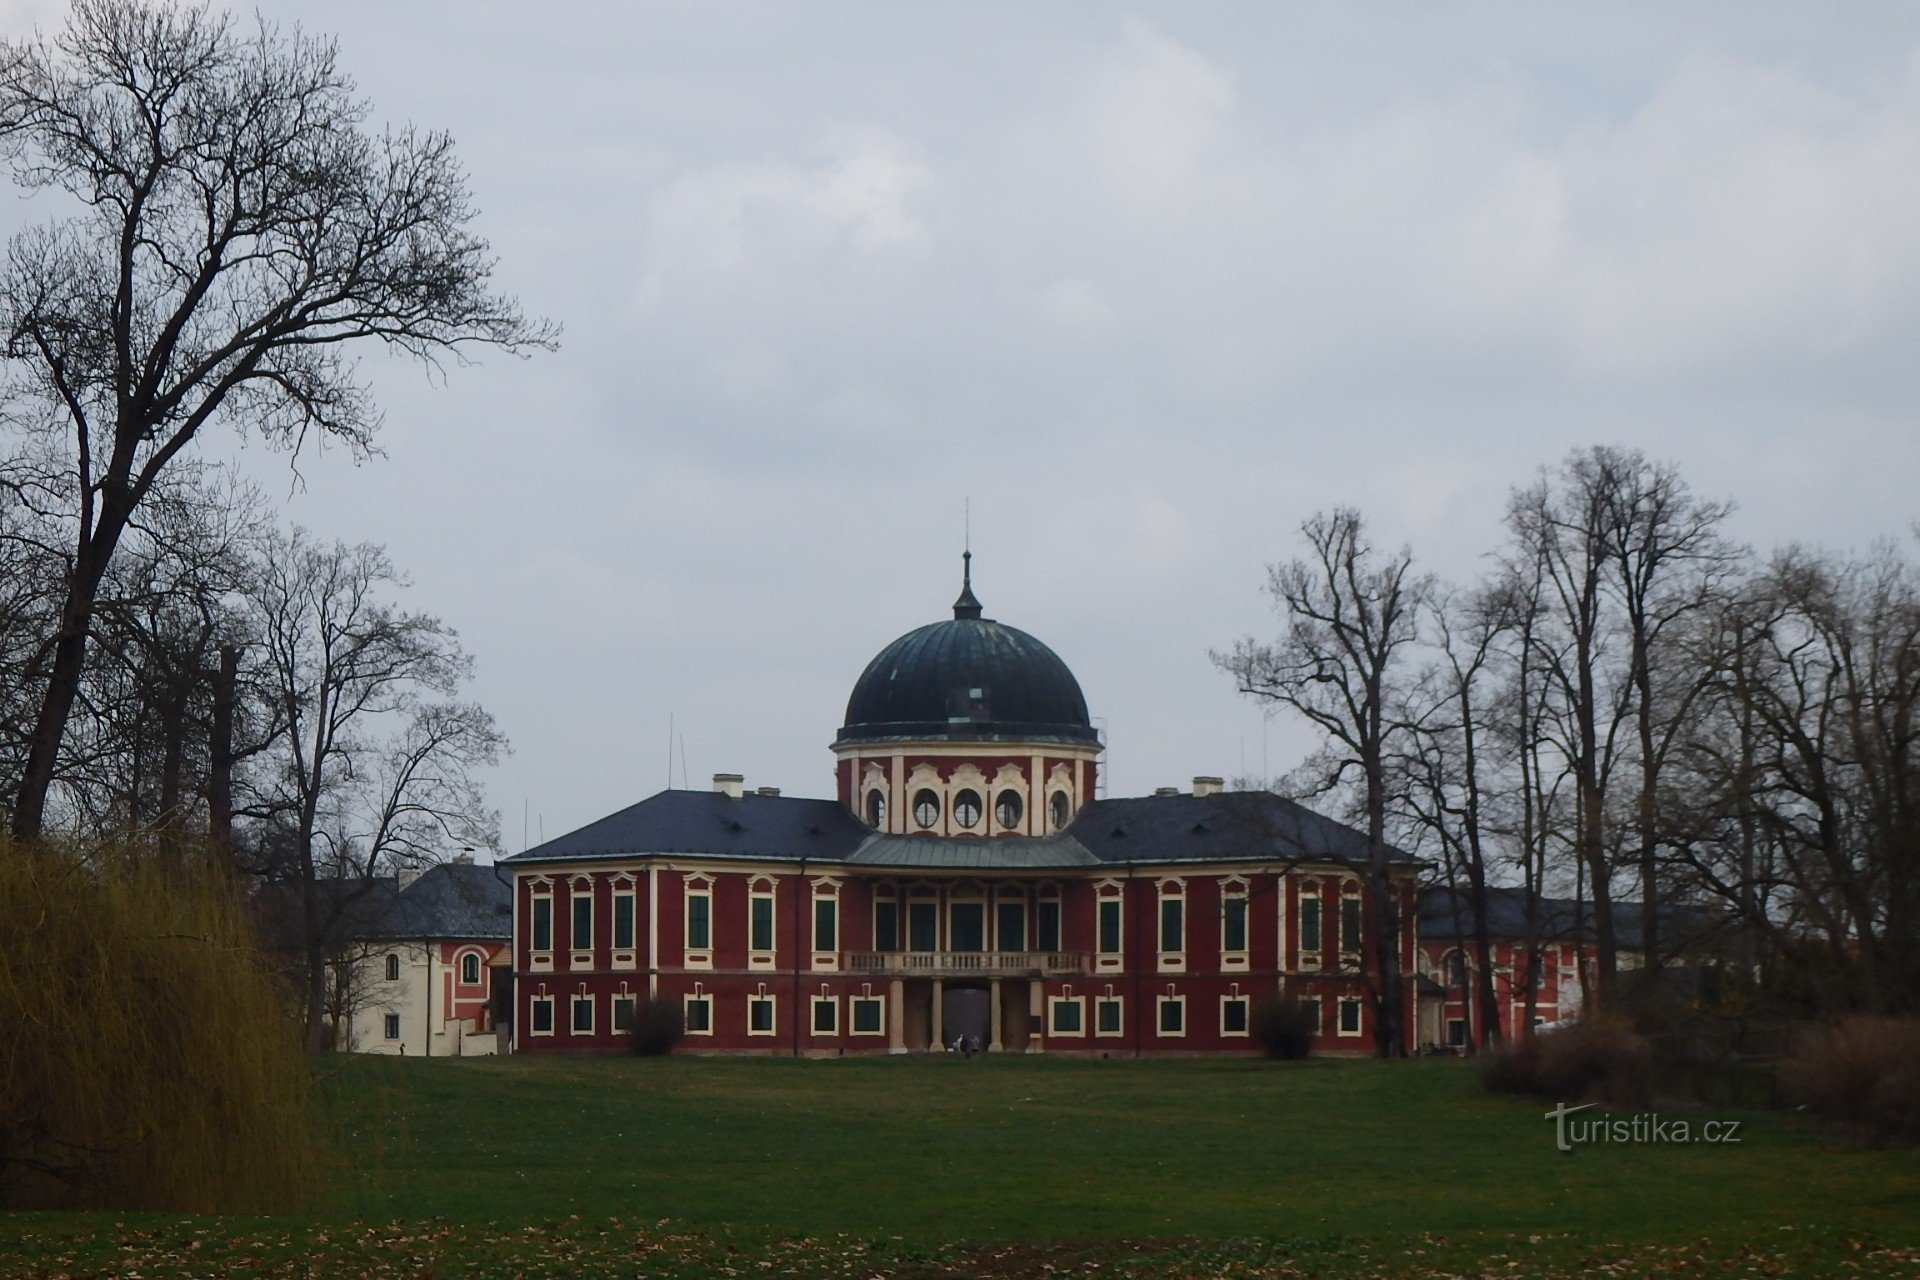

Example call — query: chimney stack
[1154,786,1180,797]
[756,786,781,797]
[713,773,744,799]
[1192,776,1224,797]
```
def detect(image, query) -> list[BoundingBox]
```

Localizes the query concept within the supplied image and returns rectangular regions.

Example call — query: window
[995,900,1026,951]
[1049,997,1085,1035]
[750,893,775,953]
[1527,953,1545,989]
[1097,899,1123,954]
[1340,895,1362,953]
[1095,996,1124,1036]
[814,897,838,953]
[684,994,713,1034]
[748,994,776,1036]
[1157,996,1186,1036]
[1222,895,1248,954]
[572,995,594,1034]
[1338,997,1363,1036]
[1448,952,1468,986]
[530,996,555,1035]
[1299,897,1321,953]
[950,900,985,952]
[1447,1018,1467,1048]
[1299,997,1322,1037]
[1048,791,1070,830]
[686,888,712,950]
[385,953,400,982]
[460,953,480,985]
[1037,897,1061,952]
[531,896,553,952]
[613,891,635,950]
[995,789,1023,829]
[1222,995,1250,1036]
[613,996,636,1032]
[912,789,940,828]
[873,898,899,952]
[1159,895,1184,953]
[851,996,884,1035]
[811,997,838,1034]
[572,893,594,950]
[952,789,983,829]
[865,789,886,827]
[907,899,938,951]
[383,1013,400,1040]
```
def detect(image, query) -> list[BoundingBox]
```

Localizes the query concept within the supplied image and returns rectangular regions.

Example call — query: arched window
[1447,952,1468,986]
[995,790,1023,830]
[912,789,941,829]
[385,953,400,982]
[865,789,886,828]
[952,789,983,829]
[462,953,481,985]
[1048,791,1071,831]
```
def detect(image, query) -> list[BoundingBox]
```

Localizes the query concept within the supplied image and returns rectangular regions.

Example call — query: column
[989,978,1003,1053]
[888,979,905,1054]
[1027,981,1044,1053]
[929,977,945,1051]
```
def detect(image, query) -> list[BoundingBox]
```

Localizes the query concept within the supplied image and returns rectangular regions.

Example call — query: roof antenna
[953,498,983,620]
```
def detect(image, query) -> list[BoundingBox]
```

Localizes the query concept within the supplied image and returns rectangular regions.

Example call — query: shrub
[1249,995,1316,1060]
[1782,1017,1920,1145]
[0,836,322,1210]
[629,996,685,1056]
[1479,1018,1655,1107]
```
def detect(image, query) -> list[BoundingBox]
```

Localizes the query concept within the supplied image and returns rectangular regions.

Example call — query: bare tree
[1216,508,1426,1057]
[0,0,552,838]
[242,526,503,1049]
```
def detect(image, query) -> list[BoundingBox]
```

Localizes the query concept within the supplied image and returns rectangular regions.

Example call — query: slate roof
[339,863,513,942]
[1418,885,1716,951]
[506,787,1412,872]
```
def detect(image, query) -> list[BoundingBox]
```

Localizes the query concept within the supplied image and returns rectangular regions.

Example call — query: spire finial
[953,508,983,620]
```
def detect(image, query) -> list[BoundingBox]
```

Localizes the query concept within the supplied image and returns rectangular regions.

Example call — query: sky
[4,2,1919,855]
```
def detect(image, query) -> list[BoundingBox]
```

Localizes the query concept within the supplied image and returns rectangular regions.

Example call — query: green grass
[5,1054,1918,1277]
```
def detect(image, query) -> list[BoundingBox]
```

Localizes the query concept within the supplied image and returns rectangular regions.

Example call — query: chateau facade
[504,561,1423,1056]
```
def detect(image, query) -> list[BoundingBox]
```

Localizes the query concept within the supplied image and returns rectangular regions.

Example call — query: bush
[0,836,322,1210]
[1479,1018,1655,1107]
[629,996,685,1056]
[1782,1017,1920,1145]
[1249,995,1316,1060]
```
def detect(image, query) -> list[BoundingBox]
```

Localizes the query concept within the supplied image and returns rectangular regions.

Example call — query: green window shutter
[1223,898,1247,952]
[531,898,552,951]
[613,894,635,950]
[814,899,837,952]
[874,900,898,952]
[1300,899,1321,952]
[1159,898,1183,952]
[1098,900,1122,954]
[1037,900,1061,952]
[751,897,774,951]
[688,894,711,949]
[572,896,593,948]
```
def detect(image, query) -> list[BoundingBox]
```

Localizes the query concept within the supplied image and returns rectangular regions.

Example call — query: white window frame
[385,952,401,982]
[1220,877,1250,972]
[1339,883,1364,970]
[1220,992,1251,1038]
[992,885,1027,952]
[749,878,777,972]
[528,992,556,1037]
[1337,995,1364,1037]
[1298,995,1322,1038]
[612,992,637,1033]
[683,990,714,1036]
[569,877,595,969]
[849,992,887,1037]
[1156,992,1187,1038]
[383,1012,401,1040]
[683,874,714,970]
[1095,879,1125,973]
[811,878,841,972]
[1156,878,1186,974]
[610,876,638,971]
[1093,993,1125,1038]
[871,885,901,953]
[459,951,482,986]
[1036,883,1064,953]
[528,878,555,972]
[1047,994,1087,1037]
[1297,879,1322,972]
[747,991,777,1037]
[947,886,988,955]
[810,993,839,1036]
[571,991,595,1036]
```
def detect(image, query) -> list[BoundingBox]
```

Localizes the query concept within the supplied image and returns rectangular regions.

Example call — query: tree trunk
[207,646,238,865]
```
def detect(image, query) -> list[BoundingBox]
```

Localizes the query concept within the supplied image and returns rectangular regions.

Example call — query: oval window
[1049,791,1071,830]
[912,789,941,828]
[866,790,887,828]
[995,790,1023,829]
[952,789,983,829]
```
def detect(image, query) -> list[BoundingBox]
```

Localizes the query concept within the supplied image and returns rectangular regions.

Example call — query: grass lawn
[5,1053,1918,1277]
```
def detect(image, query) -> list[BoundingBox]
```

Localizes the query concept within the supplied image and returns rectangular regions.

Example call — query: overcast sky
[6,2,1920,854]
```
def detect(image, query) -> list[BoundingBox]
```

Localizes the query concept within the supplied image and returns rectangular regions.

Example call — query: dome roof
[836,558,1097,747]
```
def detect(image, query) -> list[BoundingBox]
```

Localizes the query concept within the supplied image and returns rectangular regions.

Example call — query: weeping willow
[0,835,324,1210]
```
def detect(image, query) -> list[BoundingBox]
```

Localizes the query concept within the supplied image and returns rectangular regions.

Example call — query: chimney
[451,850,475,865]
[713,773,744,799]
[397,864,424,892]
[1192,776,1224,797]
[1154,786,1180,797]
[756,786,781,797]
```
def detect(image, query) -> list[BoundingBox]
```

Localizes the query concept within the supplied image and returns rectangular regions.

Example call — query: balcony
[843,950,1091,978]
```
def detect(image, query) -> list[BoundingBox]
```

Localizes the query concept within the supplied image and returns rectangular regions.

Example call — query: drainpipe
[424,941,432,1059]
[792,857,806,1058]
[1129,862,1142,1060]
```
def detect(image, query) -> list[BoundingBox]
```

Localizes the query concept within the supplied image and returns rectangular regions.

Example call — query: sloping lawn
[4,1053,1917,1277]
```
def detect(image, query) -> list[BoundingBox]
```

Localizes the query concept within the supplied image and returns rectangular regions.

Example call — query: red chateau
[504,560,1423,1056]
